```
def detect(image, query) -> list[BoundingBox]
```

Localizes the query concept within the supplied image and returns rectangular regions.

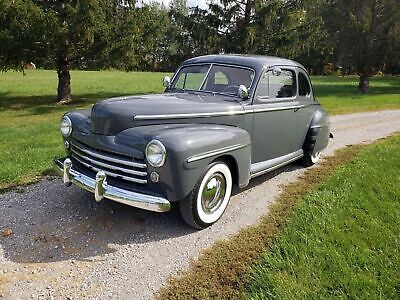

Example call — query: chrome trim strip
[310,124,325,129]
[256,96,297,102]
[71,142,146,168]
[72,154,147,184]
[134,110,244,120]
[54,158,170,212]
[71,148,147,177]
[250,153,304,178]
[135,104,306,120]
[187,144,249,163]
[247,105,305,114]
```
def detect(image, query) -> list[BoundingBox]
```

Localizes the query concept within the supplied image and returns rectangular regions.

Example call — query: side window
[214,71,229,85]
[256,69,296,100]
[298,71,311,96]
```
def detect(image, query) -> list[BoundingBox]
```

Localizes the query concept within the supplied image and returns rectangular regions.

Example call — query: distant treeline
[1,0,399,101]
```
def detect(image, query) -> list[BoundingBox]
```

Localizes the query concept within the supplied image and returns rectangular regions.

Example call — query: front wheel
[180,162,232,229]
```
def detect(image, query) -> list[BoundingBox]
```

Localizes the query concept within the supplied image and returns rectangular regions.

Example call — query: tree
[176,0,326,63]
[134,5,172,71]
[323,0,400,93]
[0,0,137,103]
[203,0,255,53]
[0,0,51,71]
[251,0,326,61]
[384,19,400,74]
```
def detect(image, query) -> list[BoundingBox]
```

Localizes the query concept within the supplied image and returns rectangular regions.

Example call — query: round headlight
[60,116,72,137]
[145,140,166,167]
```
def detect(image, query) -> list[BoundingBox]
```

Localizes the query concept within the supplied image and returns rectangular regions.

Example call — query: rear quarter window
[256,69,296,100]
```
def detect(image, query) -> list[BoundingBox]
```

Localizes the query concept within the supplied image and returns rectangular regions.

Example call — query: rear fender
[304,108,330,155]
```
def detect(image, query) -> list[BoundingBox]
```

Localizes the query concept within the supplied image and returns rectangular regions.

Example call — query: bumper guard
[54,158,170,212]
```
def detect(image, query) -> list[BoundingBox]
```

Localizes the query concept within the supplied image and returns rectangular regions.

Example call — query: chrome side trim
[54,158,170,213]
[72,154,147,184]
[70,148,147,177]
[134,110,245,120]
[135,104,306,120]
[246,105,305,114]
[250,150,304,178]
[71,142,146,169]
[187,144,249,163]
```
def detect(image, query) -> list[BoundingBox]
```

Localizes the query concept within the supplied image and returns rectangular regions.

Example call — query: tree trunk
[244,0,251,25]
[57,56,72,104]
[358,74,369,94]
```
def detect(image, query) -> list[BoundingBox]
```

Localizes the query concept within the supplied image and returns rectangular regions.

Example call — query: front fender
[118,124,251,201]
[66,109,91,134]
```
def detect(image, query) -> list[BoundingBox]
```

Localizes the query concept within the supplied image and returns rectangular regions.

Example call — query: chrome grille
[70,141,147,184]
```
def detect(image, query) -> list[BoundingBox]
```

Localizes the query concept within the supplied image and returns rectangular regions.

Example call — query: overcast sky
[184,0,208,8]
[147,0,209,9]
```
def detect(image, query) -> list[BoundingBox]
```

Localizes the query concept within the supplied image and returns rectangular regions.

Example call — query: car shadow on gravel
[232,162,303,195]
[0,162,303,264]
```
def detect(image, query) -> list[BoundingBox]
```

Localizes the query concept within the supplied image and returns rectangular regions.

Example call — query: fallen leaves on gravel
[2,228,13,237]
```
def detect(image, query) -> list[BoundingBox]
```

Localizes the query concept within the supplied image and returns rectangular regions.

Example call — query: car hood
[90,93,245,135]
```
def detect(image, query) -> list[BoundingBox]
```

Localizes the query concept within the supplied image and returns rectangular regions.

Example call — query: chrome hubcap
[201,173,226,214]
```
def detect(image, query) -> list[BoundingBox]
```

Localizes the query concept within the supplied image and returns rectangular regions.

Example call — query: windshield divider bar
[199,63,213,91]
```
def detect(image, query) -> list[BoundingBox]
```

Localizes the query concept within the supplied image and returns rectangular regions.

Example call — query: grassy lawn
[0,70,399,191]
[157,135,400,299]
[244,135,400,299]
[314,76,400,114]
[0,70,167,191]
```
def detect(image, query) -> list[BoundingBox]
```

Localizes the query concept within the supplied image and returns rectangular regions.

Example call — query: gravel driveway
[1,110,400,299]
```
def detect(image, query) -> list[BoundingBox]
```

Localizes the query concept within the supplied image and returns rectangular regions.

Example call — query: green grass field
[0,70,399,190]
[243,134,400,299]
[313,76,400,114]
[157,133,400,300]
[0,70,167,190]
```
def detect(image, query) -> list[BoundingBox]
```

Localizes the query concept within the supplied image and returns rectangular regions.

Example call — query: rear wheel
[180,162,232,229]
[301,151,321,167]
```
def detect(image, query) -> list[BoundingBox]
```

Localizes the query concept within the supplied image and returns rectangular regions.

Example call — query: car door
[248,66,306,164]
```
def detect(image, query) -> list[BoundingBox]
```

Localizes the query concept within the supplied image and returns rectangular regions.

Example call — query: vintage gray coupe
[55,54,330,229]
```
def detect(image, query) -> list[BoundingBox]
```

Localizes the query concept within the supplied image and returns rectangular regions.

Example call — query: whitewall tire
[310,151,321,164]
[301,151,321,167]
[180,162,232,229]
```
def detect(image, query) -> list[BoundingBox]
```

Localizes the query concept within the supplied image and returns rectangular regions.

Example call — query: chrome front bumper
[54,158,170,212]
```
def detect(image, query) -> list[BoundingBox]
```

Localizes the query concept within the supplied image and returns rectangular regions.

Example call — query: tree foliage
[1,0,400,100]
[323,0,400,92]
[1,0,136,101]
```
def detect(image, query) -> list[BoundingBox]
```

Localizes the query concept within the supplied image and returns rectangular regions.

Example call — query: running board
[250,149,304,178]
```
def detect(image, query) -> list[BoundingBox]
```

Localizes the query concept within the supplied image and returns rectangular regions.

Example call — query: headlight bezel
[60,115,72,137]
[145,139,166,168]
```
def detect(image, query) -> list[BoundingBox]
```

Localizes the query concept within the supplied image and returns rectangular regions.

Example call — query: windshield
[171,64,255,96]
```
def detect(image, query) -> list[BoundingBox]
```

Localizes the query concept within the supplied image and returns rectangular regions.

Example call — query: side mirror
[272,67,282,76]
[238,85,249,99]
[163,76,171,89]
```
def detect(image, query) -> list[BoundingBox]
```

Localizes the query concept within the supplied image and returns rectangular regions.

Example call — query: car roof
[181,54,304,72]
